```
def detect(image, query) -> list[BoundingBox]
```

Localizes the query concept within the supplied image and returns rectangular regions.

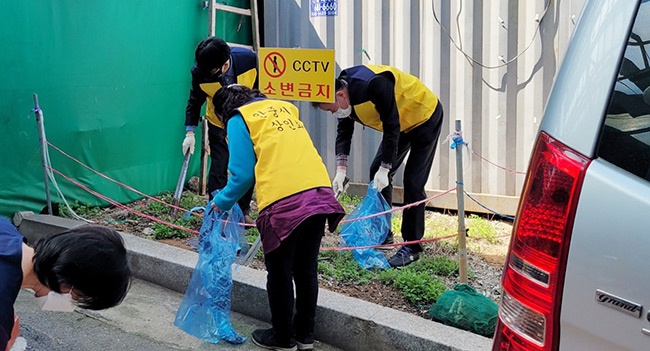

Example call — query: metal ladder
[201,0,262,265]
[207,0,260,50]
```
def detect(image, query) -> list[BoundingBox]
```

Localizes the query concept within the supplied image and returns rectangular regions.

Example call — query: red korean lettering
[263,82,277,96]
[315,84,331,99]
[298,83,312,98]
[280,82,295,97]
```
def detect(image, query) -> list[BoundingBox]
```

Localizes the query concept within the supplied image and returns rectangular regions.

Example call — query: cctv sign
[259,48,335,103]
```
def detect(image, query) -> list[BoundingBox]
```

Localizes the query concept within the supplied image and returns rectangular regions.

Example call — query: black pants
[207,123,254,214]
[263,214,326,342]
[369,103,444,253]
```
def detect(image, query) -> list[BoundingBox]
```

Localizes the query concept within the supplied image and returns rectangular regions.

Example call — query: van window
[599,2,650,180]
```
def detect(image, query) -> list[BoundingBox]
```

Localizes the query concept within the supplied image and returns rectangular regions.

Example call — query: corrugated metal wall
[263,0,586,215]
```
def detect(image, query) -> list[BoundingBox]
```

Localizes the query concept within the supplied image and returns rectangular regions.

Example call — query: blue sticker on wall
[310,0,337,17]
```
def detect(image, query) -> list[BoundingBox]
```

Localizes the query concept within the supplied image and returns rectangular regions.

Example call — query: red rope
[50,165,508,253]
[47,140,460,228]
[49,167,199,235]
[471,149,526,175]
[339,187,457,224]
[320,233,460,251]
[47,142,199,217]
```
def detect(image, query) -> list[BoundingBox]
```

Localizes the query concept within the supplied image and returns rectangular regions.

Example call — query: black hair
[32,225,131,310]
[311,77,348,107]
[195,36,231,72]
[213,85,267,124]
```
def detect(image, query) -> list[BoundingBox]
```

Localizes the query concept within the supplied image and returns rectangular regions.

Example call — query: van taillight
[493,132,590,351]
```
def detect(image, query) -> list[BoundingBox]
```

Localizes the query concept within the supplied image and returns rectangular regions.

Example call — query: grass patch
[379,268,447,305]
[336,193,363,212]
[152,217,196,240]
[467,214,499,244]
[318,251,376,284]
[60,200,103,218]
[410,256,459,276]
[60,191,208,240]
[318,250,451,306]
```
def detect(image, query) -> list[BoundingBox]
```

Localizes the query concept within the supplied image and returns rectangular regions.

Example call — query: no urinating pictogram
[263,52,286,78]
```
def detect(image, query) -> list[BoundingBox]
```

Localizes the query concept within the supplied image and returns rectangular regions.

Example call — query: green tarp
[0,1,253,218]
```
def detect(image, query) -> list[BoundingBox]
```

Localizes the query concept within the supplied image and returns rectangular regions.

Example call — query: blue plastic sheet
[339,182,391,270]
[173,202,246,344]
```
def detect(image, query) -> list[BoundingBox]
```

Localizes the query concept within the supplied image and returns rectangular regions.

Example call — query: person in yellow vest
[210,85,344,351]
[313,64,444,268]
[182,37,258,223]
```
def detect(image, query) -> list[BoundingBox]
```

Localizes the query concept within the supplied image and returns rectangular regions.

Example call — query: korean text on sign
[259,48,335,103]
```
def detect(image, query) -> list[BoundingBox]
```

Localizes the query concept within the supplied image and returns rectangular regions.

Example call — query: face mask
[34,291,76,312]
[331,96,352,119]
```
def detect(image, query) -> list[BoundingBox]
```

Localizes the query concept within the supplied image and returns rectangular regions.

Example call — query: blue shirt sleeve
[0,217,24,350]
[212,114,256,211]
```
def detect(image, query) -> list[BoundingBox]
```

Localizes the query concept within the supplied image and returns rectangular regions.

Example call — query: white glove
[373,166,390,191]
[182,131,195,155]
[332,168,348,197]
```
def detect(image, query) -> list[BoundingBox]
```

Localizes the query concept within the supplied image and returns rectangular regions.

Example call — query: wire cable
[431,0,552,69]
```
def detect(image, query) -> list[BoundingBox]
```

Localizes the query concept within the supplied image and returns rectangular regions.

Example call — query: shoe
[252,328,297,351]
[378,232,394,250]
[296,334,314,350]
[388,246,420,268]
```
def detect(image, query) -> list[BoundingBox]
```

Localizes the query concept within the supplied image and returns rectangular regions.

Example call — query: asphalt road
[14,279,342,351]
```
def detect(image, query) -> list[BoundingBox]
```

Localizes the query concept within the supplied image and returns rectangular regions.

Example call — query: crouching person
[0,217,131,351]
[210,85,345,351]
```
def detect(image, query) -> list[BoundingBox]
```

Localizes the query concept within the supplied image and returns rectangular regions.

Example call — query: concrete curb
[17,214,492,351]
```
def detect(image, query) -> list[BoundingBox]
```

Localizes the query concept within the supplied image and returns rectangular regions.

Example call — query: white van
[493,1,650,350]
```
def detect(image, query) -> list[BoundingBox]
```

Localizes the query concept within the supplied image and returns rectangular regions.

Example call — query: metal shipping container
[263,0,586,215]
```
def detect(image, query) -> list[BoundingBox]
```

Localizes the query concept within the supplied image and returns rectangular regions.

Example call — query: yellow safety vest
[349,64,438,132]
[200,68,257,128]
[237,99,331,210]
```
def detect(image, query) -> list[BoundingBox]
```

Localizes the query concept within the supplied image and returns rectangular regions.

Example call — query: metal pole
[34,94,53,215]
[455,120,468,284]
[199,117,209,196]
[207,0,215,36]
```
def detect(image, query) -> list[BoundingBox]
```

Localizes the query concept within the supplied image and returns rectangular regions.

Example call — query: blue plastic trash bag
[173,202,246,344]
[339,182,391,270]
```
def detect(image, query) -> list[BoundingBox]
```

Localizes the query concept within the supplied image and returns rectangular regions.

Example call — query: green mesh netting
[428,283,498,338]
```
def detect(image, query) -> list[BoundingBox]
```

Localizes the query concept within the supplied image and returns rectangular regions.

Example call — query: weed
[60,200,102,218]
[467,214,499,244]
[318,251,375,285]
[379,269,447,305]
[336,193,363,213]
[410,256,459,277]
[179,192,207,211]
[153,217,194,240]
[318,250,450,306]
[245,227,259,243]
[391,213,402,234]
[145,199,169,216]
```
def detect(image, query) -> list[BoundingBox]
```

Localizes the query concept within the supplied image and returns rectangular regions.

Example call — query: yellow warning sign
[259,48,335,103]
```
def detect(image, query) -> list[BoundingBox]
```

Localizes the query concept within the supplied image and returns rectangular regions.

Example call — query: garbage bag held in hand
[174,203,247,344]
[339,182,391,270]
